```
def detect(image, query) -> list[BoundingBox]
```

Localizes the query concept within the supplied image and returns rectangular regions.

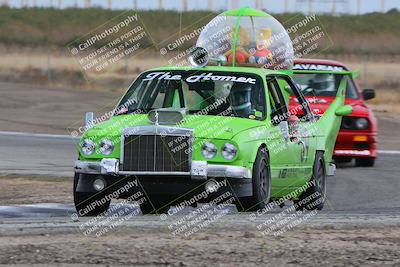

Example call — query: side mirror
[335,105,353,116]
[279,121,290,142]
[352,70,360,79]
[85,112,94,129]
[362,89,375,101]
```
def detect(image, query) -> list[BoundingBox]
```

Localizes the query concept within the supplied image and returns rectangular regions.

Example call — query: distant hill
[0,7,399,55]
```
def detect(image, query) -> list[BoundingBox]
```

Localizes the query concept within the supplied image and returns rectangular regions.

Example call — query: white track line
[0,131,79,140]
[377,150,400,155]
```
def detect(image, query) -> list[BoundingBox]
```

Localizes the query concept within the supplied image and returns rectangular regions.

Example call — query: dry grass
[0,49,399,113]
[0,176,72,204]
[367,90,400,115]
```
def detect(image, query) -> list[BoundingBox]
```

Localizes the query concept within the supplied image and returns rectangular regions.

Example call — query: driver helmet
[310,74,335,91]
[228,83,252,115]
[214,83,232,100]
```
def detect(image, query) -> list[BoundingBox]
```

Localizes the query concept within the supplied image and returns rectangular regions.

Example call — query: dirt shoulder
[0,175,72,205]
[0,82,120,135]
[0,226,399,266]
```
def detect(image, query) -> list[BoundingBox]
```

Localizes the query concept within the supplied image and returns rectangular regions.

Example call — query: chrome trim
[74,160,252,179]
[208,164,252,179]
[74,160,101,174]
[119,171,190,176]
[122,125,194,136]
[120,125,194,172]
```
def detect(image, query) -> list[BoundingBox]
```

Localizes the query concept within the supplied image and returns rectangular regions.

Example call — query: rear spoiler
[284,70,352,75]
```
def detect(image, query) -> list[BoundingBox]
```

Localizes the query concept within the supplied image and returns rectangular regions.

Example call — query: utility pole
[1,0,10,7]
[255,0,262,9]
[158,0,163,10]
[357,0,360,14]
[284,0,288,13]
[207,0,212,11]
[133,0,137,10]
[308,0,313,15]
[182,0,188,11]
[58,0,62,8]
[107,0,112,9]
[232,0,238,9]
[332,0,336,16]
[381,0,385,13]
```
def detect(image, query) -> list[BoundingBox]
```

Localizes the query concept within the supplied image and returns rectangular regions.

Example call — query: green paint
[77,64,347,199]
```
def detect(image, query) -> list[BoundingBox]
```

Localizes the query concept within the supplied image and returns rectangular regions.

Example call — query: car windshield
[292,73,359,99]
[115,70,266,120]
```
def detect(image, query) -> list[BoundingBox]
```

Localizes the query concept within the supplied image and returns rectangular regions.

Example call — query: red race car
[291,59,377,167]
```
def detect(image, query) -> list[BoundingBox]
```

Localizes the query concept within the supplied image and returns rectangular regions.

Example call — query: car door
[274,75,317,181]
[265,75,300,181]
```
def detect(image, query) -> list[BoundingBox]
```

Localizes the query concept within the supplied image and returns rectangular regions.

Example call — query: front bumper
[334,131,377,158]
[74,159,252,180]
[74,159,253,198]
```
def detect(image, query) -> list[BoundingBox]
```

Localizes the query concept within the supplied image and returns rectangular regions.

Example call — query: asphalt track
[0,132,400,226]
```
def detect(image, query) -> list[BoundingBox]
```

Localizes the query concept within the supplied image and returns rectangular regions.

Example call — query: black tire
[295,151,326,211]
[355,157,375,167]
[334,157,352,164]
[236,147,271,212]
[73,173,111,217]
[140,196,171,215]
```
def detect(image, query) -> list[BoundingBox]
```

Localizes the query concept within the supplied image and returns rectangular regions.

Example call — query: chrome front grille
[121,126,192,173]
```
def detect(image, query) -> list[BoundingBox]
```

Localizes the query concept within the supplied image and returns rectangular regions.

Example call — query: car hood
[86,114,263,140]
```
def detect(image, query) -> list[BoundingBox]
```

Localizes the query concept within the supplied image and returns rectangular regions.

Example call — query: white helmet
[310,74,335,91]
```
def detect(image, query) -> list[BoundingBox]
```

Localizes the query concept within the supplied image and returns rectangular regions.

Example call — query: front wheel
[236,147,271,212]
[295,151,326,211]
[73,173,111,217]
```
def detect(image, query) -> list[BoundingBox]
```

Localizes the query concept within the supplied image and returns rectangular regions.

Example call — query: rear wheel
[355,157,375,167]
[295,151,326,211]
[73,173,111,217]
[236,147,271,212]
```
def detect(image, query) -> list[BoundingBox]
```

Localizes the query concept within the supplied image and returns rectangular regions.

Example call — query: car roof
[293,58,349,70]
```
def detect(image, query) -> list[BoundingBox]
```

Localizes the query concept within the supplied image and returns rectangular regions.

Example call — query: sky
[5,0,400,14]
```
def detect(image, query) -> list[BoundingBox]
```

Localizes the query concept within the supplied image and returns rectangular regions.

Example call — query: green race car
[73,7,352,216]
[74,66,352,215]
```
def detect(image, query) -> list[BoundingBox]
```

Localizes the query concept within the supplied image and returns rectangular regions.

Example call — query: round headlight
[99,139,114,155]
[221,143,237,160]
[201,141,217,159]
[81,139,95,155]
[355,118,369,130]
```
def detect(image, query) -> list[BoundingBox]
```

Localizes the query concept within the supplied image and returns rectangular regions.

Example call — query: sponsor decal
[293,63,344,72]
[143,71,257,84]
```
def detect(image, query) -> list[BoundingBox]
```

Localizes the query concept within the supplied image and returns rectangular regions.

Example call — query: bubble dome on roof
[196,7,294,70]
